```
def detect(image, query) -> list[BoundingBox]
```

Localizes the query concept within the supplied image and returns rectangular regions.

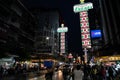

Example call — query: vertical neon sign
[73,0,93,63]
[57,24,68,54]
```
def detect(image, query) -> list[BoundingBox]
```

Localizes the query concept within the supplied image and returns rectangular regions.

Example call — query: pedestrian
[45,68,53,80]
[108,66,114,80]
[0,65,3,79]
[106,66,110,80]
[73,65,84,80]
[62,65,69,80]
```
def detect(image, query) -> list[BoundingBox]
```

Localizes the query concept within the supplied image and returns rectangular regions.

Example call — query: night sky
[21,0,99,54]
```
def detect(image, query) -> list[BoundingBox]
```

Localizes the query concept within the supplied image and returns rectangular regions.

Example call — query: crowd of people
[1,61,120,80]
[83,64,119,80]
[0,62,39,77]
[62,63,120,80]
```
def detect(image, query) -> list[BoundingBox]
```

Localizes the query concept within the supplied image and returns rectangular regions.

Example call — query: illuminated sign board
[80,11,91,48]
[91,30,102,38]
[60,32,65,53]
[73,2,93,12]
[57,27,68,33]
[57,24,68,54]
[73,1,93,63]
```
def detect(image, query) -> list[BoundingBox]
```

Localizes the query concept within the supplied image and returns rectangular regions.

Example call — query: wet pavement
[0,70,64,80]
[2,70,120,80]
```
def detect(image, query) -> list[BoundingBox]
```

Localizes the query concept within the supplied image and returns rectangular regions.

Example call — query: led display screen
[91,30,102,38]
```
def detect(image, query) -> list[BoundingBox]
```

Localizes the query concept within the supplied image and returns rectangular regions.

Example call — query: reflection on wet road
[1,70,64,80]
[53,70,63,80]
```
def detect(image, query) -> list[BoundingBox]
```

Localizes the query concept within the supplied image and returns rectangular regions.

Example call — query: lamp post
[46,36,50,40]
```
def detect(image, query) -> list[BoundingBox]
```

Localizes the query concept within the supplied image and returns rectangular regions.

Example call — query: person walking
[73,65,84,80]
[45,68,53,80]
[62,65,70,80]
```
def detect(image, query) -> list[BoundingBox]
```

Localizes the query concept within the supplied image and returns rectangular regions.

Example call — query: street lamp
[46,37,50,40]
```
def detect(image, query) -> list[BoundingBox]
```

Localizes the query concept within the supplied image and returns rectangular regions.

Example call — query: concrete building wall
[0,0,36,57]
[32,9,59,54]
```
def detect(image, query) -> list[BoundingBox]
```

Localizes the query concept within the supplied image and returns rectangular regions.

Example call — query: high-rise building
[31,8,59,55]
[0,0,36,57]
[95,0,120,56]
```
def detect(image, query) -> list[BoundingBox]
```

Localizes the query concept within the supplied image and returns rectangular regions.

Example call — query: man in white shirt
[73,65,84,80]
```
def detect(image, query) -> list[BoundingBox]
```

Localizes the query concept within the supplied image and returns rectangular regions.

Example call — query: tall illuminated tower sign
[73,0,93,63]
[57,24,68,54]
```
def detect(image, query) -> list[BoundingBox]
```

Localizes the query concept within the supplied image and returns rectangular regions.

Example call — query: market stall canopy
[95,55,120,62]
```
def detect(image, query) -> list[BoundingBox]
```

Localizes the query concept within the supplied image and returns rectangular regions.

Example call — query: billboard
[80,11,91,48]
[43,61,53,68]
[91,30,102,38]
[73,2,93,12]
[60,32,65,53]
[57,27,68,33]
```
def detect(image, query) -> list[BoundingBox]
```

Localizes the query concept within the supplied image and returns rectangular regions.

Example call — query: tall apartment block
[31,8,59,55]
[93,0,120,56]
[0,0,36,58]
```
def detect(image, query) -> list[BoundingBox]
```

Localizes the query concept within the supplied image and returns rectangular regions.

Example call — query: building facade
[31,9,60,54]
[93,0,120,56]
[0,0,36,58]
